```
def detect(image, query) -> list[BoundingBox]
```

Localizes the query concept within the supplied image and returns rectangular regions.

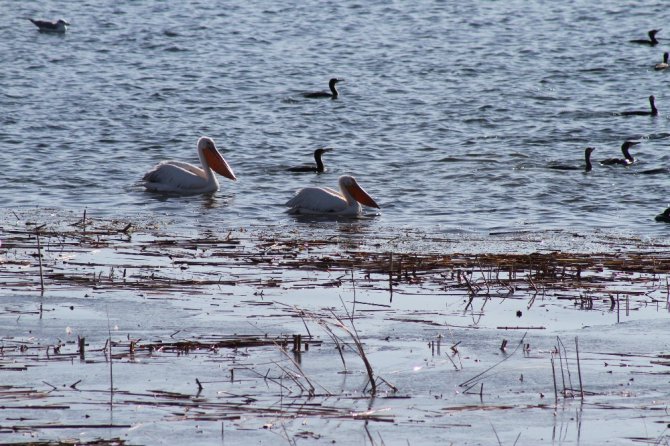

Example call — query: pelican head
[339,175,380,209]
[197,137,236,180]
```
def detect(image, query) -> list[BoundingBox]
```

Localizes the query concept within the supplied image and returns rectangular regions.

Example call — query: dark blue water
[2,1,669,237]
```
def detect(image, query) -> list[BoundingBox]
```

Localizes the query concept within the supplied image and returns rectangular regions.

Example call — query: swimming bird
[142,136,236,194]
[630,29,661,46]
[600,141,640,166]
[620,96,658,116]
[287,148,333,173]
[29,18,69,33]
[655,208,670,222]
[548,147,596,172]
[655,52,669,70]
[302,78,343,99]
[286,175,380,216]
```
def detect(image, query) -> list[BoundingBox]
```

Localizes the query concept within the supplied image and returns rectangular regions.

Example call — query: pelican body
[142,137,236,194]
[30,18,69,33]
[601,141,639,166]
[288,148,333,173]
[286,175,380,216]
[303,78,343,99]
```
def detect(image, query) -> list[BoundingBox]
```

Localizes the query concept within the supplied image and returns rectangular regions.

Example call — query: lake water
[2,0,670,239]
[4,3,670,444]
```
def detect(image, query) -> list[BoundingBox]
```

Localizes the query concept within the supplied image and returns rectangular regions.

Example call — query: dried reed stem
[551,357,558,406]
[329,309,377,395]
[107,312,114,410]
[575,336,584,401]
[78,336,85,360]
[35,229,45,294]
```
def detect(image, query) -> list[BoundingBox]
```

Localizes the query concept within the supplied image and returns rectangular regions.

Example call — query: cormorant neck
[329,82,339,97]
[622,147,633,162]
[585,150,593,172]
[315,154,325,172]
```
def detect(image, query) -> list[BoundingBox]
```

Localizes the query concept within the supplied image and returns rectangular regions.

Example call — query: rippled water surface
[2,0,670,237]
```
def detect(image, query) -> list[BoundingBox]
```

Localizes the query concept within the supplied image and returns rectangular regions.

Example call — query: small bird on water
[547,147,596,172]
[654,52,669,70]
[288,148,333,173]
[303,78,344,99]
[29,18,70,34]
[620,96,658,117]
[655,208,670,223]
[630,29,661,46]
[600,141,640,166]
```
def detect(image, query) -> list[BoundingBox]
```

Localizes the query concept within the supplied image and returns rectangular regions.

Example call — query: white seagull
[142,137,236,194]
[286,175,380,216]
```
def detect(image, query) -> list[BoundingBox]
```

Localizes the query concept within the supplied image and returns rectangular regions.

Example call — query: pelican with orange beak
[286,175,380,216]
[142,136,236,194]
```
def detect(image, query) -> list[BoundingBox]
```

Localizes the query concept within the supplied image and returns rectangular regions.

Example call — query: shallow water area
[2,212,670,445]
[4,0,670,444]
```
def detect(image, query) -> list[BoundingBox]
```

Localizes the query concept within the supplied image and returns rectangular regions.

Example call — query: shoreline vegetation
[2,210,670,444]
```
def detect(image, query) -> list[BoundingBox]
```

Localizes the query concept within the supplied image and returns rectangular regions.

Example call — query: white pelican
[30,18,70,33]
[286,175,380,216]
[142,136,236,194]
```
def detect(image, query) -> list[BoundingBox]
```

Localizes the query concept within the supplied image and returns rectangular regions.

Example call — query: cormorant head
[621,141,640,153]
[315,148,334,156]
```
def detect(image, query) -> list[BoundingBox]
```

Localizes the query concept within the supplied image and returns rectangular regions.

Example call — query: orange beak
[346,181,380,209]
[204,147,236,180]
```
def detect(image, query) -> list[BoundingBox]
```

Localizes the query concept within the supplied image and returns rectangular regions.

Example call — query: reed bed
[2,214,670,443]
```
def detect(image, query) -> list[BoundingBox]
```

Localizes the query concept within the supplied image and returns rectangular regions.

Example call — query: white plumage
[142,137,236,194]
[286,175,380,216]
